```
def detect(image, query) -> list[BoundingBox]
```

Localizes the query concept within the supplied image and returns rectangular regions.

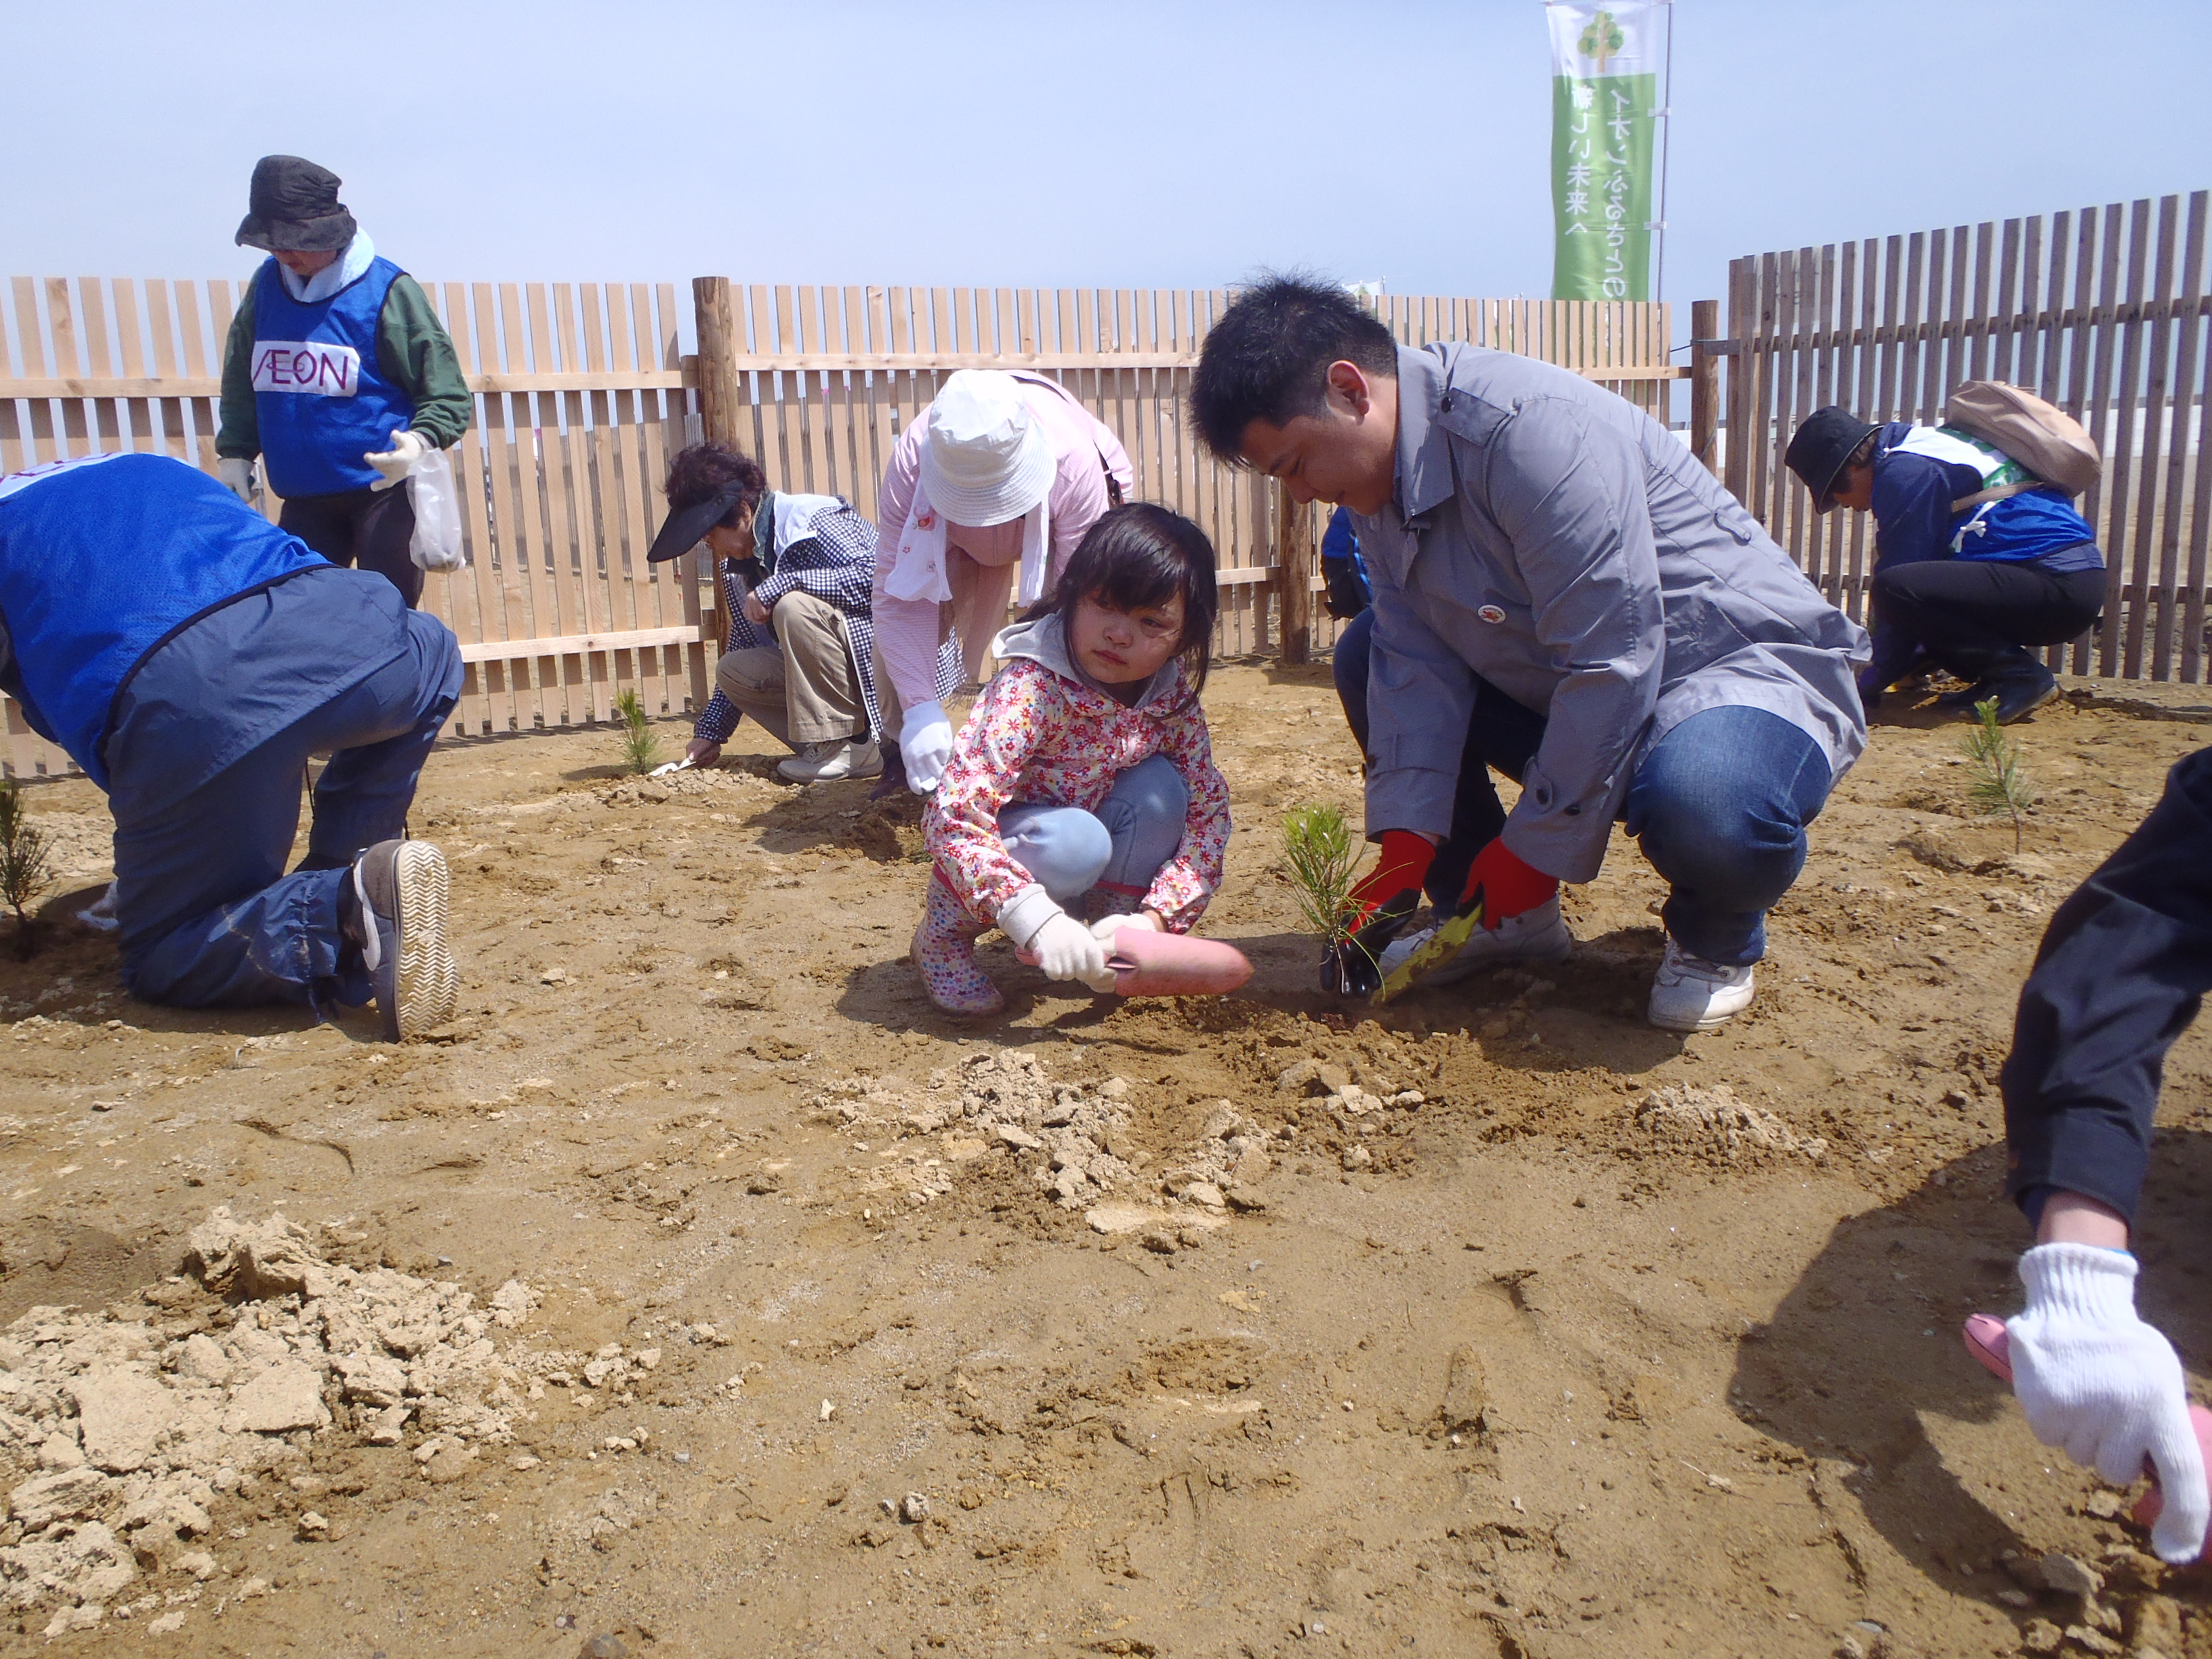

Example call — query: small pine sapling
[0,780,54,958]
[1282,804,1361,959]
[615,688,664,775]
[1962,697,2033,851]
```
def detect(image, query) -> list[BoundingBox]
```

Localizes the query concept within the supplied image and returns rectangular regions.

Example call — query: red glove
[1326,830,1435,996]
[1458,837,1558,928]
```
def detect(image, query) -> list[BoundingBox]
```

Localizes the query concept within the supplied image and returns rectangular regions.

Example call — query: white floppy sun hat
[918,370,1056,527]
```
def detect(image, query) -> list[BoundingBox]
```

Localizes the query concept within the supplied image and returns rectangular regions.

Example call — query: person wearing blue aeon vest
[1786,405,2106,725]
[215,156,472,610]
[0,454,464,1040]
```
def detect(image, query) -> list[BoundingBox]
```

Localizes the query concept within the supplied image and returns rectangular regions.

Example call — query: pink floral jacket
[924,623,1231,934]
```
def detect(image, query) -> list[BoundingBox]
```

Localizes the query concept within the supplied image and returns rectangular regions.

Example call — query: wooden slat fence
[699,285,1676,667]
[0,277,1673,777]
[1724,192,2212,682]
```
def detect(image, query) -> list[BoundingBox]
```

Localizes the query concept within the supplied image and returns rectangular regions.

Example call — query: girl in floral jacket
[916,504,1231,1016]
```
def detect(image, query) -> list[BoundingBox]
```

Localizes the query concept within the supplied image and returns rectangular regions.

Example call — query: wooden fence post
[1275,485,1313,665]
[692,275,742,651]
[1689,299,1720,477]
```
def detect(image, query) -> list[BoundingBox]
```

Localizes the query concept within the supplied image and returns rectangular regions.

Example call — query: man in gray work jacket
[1192,278,1868,1031]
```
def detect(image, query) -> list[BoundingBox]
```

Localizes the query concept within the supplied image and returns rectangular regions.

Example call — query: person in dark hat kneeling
[216,155,471,609]
[651,443,884,784]
[1786,406,2105,723]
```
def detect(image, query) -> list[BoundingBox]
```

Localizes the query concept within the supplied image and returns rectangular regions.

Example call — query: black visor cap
[647,483,748,563]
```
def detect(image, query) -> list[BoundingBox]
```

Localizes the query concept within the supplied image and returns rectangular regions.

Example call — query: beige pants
[714,590,865,749]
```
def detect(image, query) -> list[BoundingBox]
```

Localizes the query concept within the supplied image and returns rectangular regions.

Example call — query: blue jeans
[998,754,1188,907]
[114,617,462,1010]
[1331,611,1831,964]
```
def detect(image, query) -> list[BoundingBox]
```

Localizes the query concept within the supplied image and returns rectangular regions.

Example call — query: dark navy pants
[2003,745,2212,1224]
[1332,606,1832,965]
[112,613,460,1011]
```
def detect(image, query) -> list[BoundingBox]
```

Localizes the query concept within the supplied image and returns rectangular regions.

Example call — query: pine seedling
[1962,697,2032,851]
[1282,804,1361,956]
[615,689,663,775]
[0,780,54,958]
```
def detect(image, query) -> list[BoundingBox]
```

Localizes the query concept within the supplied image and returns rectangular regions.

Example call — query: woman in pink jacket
[874,369,1133,794]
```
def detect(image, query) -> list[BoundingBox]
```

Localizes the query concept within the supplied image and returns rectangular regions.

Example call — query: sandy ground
[2,662,2211,1659]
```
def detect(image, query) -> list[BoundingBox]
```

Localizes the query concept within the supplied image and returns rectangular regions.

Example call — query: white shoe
[1646,937,1756,1032]
[777,737,882,783]
[1374,895,1572,987]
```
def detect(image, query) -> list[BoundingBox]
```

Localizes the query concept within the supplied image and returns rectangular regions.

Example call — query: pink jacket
[923,621,1231,935]
[874,376,1134,714]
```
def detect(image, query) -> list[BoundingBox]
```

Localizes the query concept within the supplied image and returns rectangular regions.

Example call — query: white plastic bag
[406,445,468,573]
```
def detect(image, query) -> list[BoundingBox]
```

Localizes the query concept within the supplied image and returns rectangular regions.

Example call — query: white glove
[217,457,254,501]
[2010,1243,2209,1562]
[1025,911,1118,993]
[899,700,956,794]
[364,428,428,491]
[1090,910,1163,944]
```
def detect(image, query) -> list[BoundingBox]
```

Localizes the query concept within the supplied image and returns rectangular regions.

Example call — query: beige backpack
[1944,381,2103,507]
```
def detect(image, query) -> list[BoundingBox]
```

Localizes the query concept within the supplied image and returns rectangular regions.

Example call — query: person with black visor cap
[648,442,884,785]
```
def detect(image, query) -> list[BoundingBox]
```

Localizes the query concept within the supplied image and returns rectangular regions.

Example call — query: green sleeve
[214,289,260,460]
[376,274,473,449]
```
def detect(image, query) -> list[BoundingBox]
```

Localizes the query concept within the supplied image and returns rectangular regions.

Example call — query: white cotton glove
[1090,910,1163,945]
[2009,1243,2210,1563]
[364,428,428,491]
[217,457,254,501]
[899,700,956,794]
[1025,911,1118,993]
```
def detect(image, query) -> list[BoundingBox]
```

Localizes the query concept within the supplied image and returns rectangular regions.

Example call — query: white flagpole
[1654,0,1675,304]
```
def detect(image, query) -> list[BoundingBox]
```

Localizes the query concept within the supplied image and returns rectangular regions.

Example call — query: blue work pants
[998,754,1189,908]
[1332,609,1832,964]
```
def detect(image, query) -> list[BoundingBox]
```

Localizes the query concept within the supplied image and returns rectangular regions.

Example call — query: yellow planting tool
[1370,901,1483,1006]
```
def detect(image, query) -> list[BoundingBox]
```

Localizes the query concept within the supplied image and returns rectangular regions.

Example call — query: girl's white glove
[899,701,956,793]
[1089,910,1163,944]
[218,457,254,501]
[2010,1243,2210,1562]
[364,428,428,490]
[1025,911,1118,993]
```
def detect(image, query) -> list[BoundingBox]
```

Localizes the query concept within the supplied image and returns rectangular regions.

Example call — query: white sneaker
[777,737,882,783]
[1374,895,1573,987]
[1646,937,1757,1032]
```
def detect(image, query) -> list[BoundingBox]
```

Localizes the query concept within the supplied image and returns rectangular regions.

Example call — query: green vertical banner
[1547,3,1662,301]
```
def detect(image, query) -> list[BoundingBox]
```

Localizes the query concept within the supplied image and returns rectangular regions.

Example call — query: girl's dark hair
[1023,502,1220,693]
[663,441,766,529]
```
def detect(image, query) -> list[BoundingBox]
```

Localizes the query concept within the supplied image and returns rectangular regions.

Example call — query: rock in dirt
[186,1207,334,1302]
[899,1492,930,1523]
[68,1368,178,1472]
[1635,1084,1828,1164]
[577,1636,628,1659]
[2019,1618,2062,1654]
[2036,1549,2101,1597]
[1085,1202,1155,1235]
[222,1361,329,1435]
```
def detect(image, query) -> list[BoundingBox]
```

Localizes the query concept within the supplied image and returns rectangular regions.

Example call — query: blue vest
[0,454,326,788]
[249,255,415,498]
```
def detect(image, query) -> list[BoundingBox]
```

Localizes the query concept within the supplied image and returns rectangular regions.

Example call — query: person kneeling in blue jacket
[1786,406,2104,724]
[0,454,462,1039]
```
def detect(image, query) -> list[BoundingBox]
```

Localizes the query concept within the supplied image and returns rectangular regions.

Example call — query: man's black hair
[1189,274,1399,462]
[1021,502,1219,693]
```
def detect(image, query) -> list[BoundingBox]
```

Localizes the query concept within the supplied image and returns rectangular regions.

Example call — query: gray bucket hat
[234,155,358,253]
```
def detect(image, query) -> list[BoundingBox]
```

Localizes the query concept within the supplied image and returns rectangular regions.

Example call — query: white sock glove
[2010,1242,2210,1562]
[1023,909,1118,993]
[899,701,956,794]
[364,428,428,490]
[217,457,254,501]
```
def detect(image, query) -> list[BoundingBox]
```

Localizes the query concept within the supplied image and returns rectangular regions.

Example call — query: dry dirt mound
[0,1211,541,1637]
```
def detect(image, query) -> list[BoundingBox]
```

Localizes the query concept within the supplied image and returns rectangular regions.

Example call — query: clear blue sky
[5,0,2207,317]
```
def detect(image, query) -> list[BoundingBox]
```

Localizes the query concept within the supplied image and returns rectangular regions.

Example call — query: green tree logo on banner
[1578,9,1624,73]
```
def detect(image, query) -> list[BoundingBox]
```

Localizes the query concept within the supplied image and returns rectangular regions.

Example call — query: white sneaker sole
[388,843,457,1040]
